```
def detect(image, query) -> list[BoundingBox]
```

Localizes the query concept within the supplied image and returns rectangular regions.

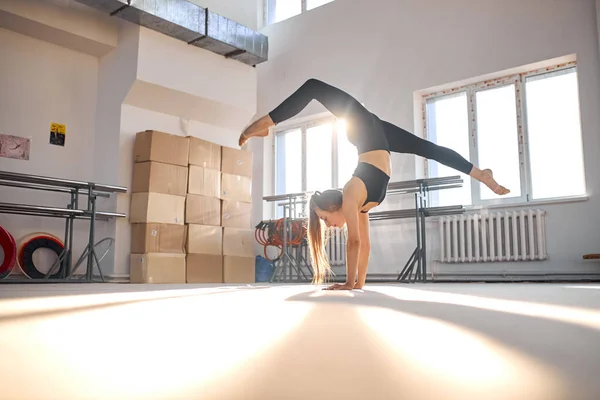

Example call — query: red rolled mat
[0,226,17,279]
[17,233,65,280]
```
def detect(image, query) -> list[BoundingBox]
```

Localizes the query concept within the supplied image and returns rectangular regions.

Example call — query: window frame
[263,0,334,26]
[272,115,349,217]
[422,61,585,208]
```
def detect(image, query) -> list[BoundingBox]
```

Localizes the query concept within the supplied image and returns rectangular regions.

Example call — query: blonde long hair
[307,190,343,284]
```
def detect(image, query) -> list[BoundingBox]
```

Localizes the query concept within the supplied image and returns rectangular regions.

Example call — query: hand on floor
[324,282,355,290]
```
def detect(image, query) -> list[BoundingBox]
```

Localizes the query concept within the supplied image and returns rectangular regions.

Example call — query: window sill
[462,194,589,212]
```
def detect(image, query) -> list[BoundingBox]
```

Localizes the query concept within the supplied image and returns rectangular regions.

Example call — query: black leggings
[380,120,474,175]
[269,78,474,176]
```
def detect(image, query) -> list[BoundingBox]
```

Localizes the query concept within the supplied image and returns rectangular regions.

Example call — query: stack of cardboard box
[128,130,256,284]
[129,130,189,284]
[186,138,255,283]
[185,137,224,283]
[220,146,255,283]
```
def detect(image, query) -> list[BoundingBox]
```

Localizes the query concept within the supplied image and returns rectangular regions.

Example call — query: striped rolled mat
[17,232,66,279]
[0,225,17,279]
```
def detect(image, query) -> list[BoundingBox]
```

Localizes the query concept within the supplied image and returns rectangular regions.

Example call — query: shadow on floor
[405,282,600,310]
[279,287,600,399]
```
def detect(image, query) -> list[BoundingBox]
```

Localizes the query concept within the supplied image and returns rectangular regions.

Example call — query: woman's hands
[324,282,354,290]
[323,281,364,290]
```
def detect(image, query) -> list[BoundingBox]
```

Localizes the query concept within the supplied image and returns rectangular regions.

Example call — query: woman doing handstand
[239,79,509,290]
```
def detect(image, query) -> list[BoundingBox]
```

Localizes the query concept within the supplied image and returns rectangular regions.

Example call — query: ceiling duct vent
[73,0,268,66]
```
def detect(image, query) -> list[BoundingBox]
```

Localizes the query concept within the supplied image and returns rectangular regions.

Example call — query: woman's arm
[341,198,361,289]
[355,212,371,289]
[326,180,364,290]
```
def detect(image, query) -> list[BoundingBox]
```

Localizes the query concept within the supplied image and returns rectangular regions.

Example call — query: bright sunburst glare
[335,119,358,187]
[0,287,313,399]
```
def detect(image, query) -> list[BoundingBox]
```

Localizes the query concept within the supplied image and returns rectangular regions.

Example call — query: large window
[424,62,586,207]
[264,0,335,25]
[274,118,357,217]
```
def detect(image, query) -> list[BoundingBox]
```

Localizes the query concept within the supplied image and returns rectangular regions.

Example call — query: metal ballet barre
[0,170,127,283]
[263,193,313,283]
[262,175,465,283]
[371,175,465,282]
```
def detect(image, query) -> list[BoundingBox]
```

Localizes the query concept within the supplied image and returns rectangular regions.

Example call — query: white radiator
[325,227,347,266]
[439,210,547,263]
[302,227,347,266]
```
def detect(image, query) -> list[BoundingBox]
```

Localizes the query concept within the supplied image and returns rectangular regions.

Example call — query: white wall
[132,27,257,131]
[597,0,600,54]
[0,0,118,57]
[0,27,102,275]
[256,0,600,276]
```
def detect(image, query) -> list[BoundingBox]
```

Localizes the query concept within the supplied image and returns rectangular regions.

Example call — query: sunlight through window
[307,0,334,10]
[422,61,585,206]
[274,0,301,23]
[525,68,585,199]
[306,124,333,192]
[425,92,472,206]
[276,129,302,195]
[475,84,522,200]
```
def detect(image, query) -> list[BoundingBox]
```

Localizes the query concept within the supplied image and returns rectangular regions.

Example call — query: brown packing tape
[188,136,222,170]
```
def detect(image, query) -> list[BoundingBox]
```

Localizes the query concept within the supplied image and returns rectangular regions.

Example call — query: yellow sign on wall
[50,122,66,146]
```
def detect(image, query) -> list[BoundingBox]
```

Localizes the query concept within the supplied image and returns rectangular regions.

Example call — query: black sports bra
[352,162,390,212]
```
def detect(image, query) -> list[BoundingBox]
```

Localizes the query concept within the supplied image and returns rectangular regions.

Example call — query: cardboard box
[130,193,185,225]
[188,165,221,198]
[187,224,223,255]
[131,223,186,254]
[189,137,221,170]
[186,194,221,226]
[133,130,189,167]
[223,256,255,283]
[221,173,252,203]
[222,147,253,178]
[132,161,188,196]
[186,254,223,283]
[130,253,186,284]
[222,200,252,229]
[223,228,254,257]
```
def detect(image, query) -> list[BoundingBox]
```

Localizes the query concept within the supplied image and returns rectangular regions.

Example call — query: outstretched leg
[381,120,510,195]
[239,79,370,146]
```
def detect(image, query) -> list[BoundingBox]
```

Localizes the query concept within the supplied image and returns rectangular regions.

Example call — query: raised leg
[381,120,510,195]
[239,78,371,147]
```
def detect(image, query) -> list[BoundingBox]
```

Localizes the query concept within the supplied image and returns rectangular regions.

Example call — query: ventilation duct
[74,0,268,66]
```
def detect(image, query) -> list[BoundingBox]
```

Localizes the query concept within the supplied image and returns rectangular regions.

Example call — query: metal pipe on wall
[0,171,126,193]
[0,180,111,198]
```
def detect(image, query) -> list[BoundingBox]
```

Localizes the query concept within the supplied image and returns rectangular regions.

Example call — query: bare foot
[353,282,364,289]
[238,115,274,147]
[480,169,510,195]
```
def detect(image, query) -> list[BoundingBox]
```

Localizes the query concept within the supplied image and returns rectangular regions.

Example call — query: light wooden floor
[0,283,599,400]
